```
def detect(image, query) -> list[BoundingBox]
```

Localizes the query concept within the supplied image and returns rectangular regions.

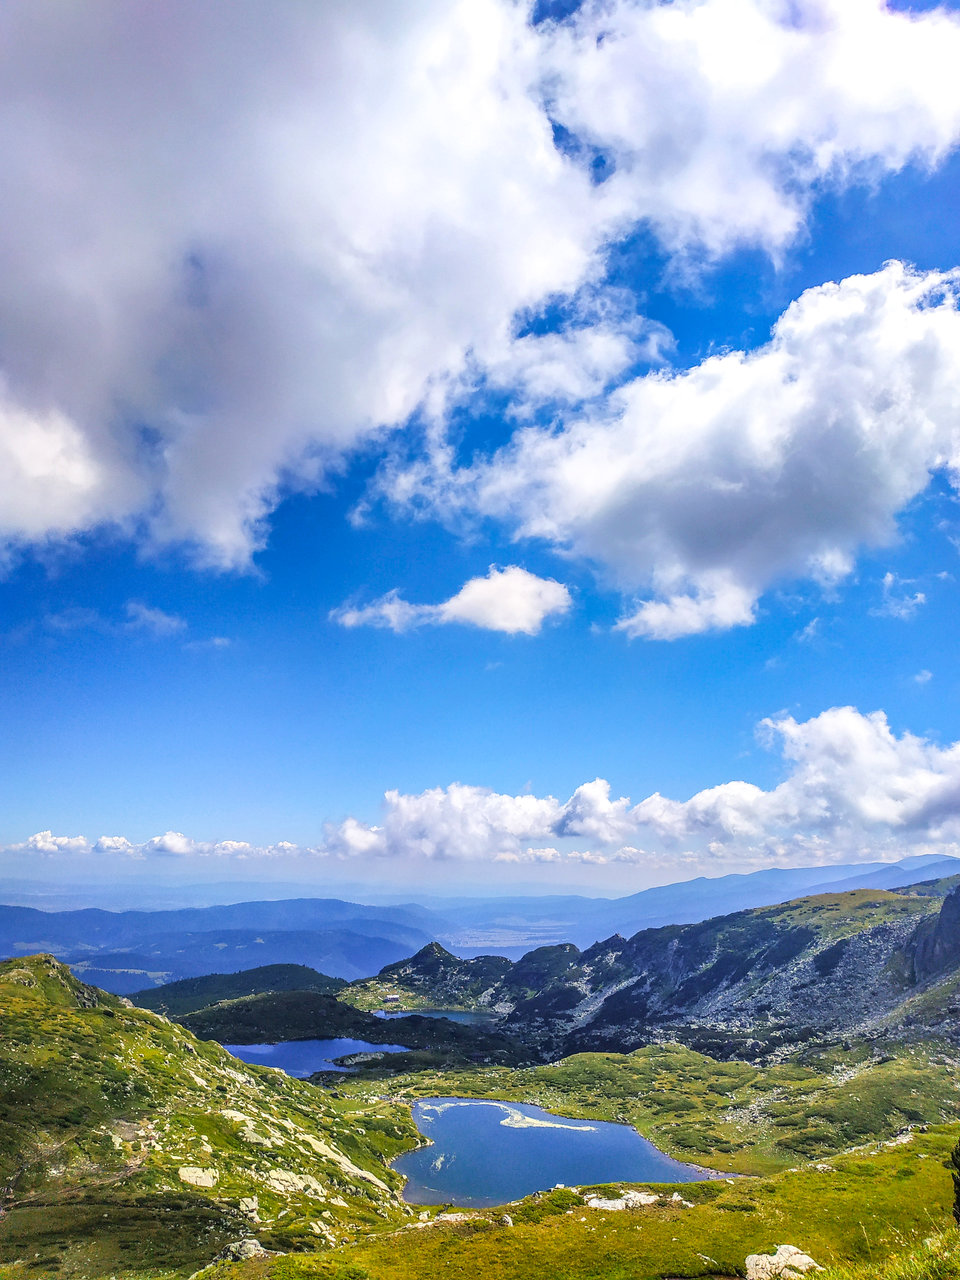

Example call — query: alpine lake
[225,1010,716,1208]
[392,1097,715,1208]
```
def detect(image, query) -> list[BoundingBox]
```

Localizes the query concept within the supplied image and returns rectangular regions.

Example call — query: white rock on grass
[585,1190,660,1211]
[745,1244,823,1279]
[261,1168,326,1197]
[178,1166,218,1188]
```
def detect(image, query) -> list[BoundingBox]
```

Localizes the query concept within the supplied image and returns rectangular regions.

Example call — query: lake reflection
[224,1038,409,1076]
[393,1097,711,1207]
[374,1009,496,1025]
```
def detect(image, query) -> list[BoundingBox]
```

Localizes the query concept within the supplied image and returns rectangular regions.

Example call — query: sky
[4,0,960,900]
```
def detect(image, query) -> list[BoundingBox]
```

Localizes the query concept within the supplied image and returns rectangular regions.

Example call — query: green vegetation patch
[342,1042,960,1175]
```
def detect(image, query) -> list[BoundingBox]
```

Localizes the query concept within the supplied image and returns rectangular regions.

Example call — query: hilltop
[0,954,420,1275]
[131,963,346,1016]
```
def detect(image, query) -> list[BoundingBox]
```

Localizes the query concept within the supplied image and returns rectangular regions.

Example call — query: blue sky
[3,0,960,897]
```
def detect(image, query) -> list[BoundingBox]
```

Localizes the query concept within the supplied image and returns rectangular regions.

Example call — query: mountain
[803,858,960,896]
[67,926,431,991]
[5,858,958,990]
[348,942,512,1009]
[130,963,346,1015]
[0,954,420,1273]
[352,876,960,1062]
[0,895,444,952]
[397,855,960,951]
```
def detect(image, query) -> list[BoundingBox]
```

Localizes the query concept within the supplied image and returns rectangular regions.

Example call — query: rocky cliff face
[357,884,960,1061]
[905,885,960,983]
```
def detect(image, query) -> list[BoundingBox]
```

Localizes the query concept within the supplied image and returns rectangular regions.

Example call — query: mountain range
[2,853,957,992]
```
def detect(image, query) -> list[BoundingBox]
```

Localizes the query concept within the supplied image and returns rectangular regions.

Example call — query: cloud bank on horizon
[11,707,960,874]
[3,0,960,638]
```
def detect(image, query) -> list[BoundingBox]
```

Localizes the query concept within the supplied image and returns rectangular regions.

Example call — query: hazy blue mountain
[802,857,960,896]
[0,897,445,954]
[4,857,958,990]
[434,856,960,948]
[65,926,434,991]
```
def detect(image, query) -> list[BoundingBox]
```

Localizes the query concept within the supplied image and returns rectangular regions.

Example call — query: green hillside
[131,965,347,1016]
[192,1126,960,1280]
[0,955,419,1277]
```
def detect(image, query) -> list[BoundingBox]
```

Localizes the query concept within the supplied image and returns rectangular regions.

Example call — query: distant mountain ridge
[2,853,958,992]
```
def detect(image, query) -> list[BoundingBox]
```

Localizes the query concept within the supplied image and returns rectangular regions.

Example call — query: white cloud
[400,263,960,637]
[545,0,960,259]
[125,601,187,636]
[141,831,199,857]
[2,2,960,566]
[874,571,927,620]
[320,707,960,865]
[323,782,564,862]
[333,565,572,635]
[556,777,637,844]
[92,836,138,855]
[10,706,960,870]
[21,830,89,855]
[914,669,933,685]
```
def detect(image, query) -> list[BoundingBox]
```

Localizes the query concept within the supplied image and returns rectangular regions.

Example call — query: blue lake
[223,1038,409,1076]
[374,1009,496,1025]
[392,1097,713,1208]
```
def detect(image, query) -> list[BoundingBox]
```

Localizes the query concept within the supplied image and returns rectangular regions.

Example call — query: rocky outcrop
[212,1238,270,1262]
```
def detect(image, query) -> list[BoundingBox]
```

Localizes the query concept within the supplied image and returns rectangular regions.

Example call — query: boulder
[745,1245,822,1279]
[214,1238,269,1262]
[178,1166,218,1188]
[238,1196,260,1222]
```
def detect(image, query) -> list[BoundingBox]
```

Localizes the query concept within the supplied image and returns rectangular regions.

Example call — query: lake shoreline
[391,1095,729,1208]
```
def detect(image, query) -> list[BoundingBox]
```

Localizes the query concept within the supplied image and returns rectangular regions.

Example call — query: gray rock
[214,1238,269,1262]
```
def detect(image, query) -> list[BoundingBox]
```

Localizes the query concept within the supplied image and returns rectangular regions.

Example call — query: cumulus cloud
[319,706,960,864]
[3,1,960,568]
[92,836,137,855]
[322,782,564,861]
[399,263,960,637]
[10,706,960,870]
[22,830,89,855]
[332,565,572,635]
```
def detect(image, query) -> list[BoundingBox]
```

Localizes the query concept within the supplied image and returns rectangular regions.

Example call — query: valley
[2,871,960,1279]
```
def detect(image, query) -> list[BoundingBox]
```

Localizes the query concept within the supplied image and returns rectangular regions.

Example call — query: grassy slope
[0,956,422,1278]
[205,1127,960,1280]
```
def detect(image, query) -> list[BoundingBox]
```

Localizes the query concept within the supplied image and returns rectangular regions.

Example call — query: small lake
[224,1038,409,1077]
[374,1009,496,1026]
[392,1097,712,1208]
